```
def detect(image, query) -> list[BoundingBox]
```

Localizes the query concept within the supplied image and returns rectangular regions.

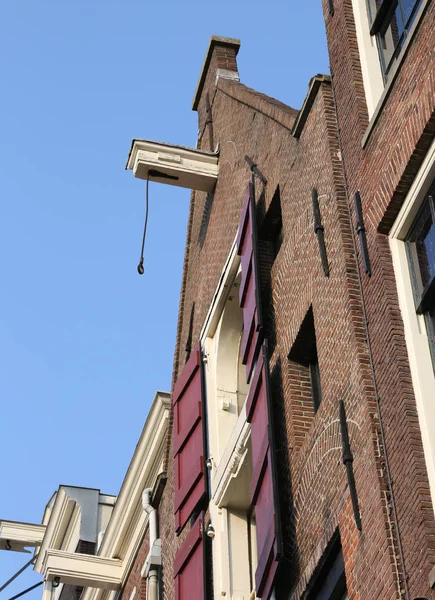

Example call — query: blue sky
[0,1,329,597]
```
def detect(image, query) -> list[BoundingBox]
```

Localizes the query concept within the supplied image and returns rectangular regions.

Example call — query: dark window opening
[288,306,322,413]
[259,186,283,260]
[185,302,195,362]
[257,187,283,355]
[198,192,215,248]
[368,0,423,79]
[306,535,348,600]
[309,358,322,414]
[405,182,435,369]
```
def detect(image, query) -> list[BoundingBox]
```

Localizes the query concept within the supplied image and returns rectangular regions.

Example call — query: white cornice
[81,391,170,600]
[126,139,219,193]
[0,520,46,552]
[41,549,122,590]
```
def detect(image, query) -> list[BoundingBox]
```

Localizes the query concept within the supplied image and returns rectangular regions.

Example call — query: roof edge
[292,74,332,139]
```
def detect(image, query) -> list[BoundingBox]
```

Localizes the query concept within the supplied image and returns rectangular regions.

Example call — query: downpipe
[142,489,160,600]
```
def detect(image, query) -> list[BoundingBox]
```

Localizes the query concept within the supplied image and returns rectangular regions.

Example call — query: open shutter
[173,341,207,534]
[246,342,282,599]
[237,183,264,381]
[174,513,205,600]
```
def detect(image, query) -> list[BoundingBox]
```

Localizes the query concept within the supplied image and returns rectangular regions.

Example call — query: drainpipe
[141,489,160,600]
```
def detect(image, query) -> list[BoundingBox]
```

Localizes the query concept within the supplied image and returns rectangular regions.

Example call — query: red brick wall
[324,0,435,597]
[123,15,435,598]
[156,38,407,599]
[120,526,150,600]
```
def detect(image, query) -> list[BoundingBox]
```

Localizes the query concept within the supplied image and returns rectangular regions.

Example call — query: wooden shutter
[246,342,282,599]
[237,183,264,382]
[173,341,207,533]
[174,513,205,600]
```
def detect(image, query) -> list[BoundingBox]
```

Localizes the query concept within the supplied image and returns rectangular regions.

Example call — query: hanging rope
[137,173,150,275]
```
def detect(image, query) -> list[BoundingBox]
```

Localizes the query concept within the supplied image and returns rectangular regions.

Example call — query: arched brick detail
[293,418,361,522]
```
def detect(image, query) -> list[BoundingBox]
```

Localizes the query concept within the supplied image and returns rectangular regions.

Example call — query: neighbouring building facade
[1,1,434,599]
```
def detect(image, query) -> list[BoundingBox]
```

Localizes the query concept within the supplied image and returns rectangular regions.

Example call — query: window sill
[361,0,431,149]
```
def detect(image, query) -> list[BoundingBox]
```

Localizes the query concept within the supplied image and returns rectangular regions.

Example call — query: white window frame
[200,236,257,600]
[389,138,435,511]
[351,0,385,117]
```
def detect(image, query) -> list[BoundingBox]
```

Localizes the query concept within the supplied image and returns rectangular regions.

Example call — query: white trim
[41,549,122,590]
[202,236,255,600]
[211,413,250,507]
[200,235,240,343]
[81,391,170,600]
[389,140,435,239]
[61,504,81,554]
[35,489,76,571]
[351,0,384,117]
[0,520,46,552]
[389,138,435,511]
[126,139,219,193]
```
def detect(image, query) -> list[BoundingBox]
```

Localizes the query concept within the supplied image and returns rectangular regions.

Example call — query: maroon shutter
[174,513,205,600]
[237,183,264,381]
[246,341,282,600]
[173,341,207,533]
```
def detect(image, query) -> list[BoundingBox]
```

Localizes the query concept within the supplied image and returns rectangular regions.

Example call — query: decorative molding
[41,549,122,590]
[81,391,170,600]
[200,235,240,342]
[126,139,218,192]
[35,489,76,572]
[212,418,251,508]
[0,520,46,552]
[61,504,81,554]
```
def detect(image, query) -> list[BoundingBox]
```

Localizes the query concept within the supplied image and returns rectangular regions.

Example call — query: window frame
[200,237,255,600]
[367,0,424,80]
[306,539,348,600]
[389,138,435,512]
[288,306,323,415]
[405,189,435,314]
[350,0,430,145]
[405,189,435,370]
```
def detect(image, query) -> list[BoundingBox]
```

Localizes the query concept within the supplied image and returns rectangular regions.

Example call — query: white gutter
[141,490,160,600]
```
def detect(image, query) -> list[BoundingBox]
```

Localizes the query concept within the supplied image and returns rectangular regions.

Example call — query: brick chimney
[192,36,240,144]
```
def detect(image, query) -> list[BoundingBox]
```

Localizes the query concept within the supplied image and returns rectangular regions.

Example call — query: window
[259,186,283,261]
[405,184,435,368]
[258,186,283,353]
[306,540,348,600]
[198,192,215,248]
[201,252,255,600]
[288,307,322,414]
[367,0,423,79]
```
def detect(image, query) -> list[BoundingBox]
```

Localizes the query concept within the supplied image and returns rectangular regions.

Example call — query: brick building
[1,1,434,599]
[124,0,435,592]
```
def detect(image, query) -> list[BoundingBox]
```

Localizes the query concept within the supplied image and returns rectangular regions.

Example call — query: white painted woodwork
[126,140,218,192]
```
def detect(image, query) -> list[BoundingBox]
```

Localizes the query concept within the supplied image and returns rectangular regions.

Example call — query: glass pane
[380,5,404,72]
[406,199,435,298]
[425,303,435,364]
[400,0,421,27]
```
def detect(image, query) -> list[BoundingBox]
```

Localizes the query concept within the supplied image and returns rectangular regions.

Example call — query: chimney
[192,36,240,141]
